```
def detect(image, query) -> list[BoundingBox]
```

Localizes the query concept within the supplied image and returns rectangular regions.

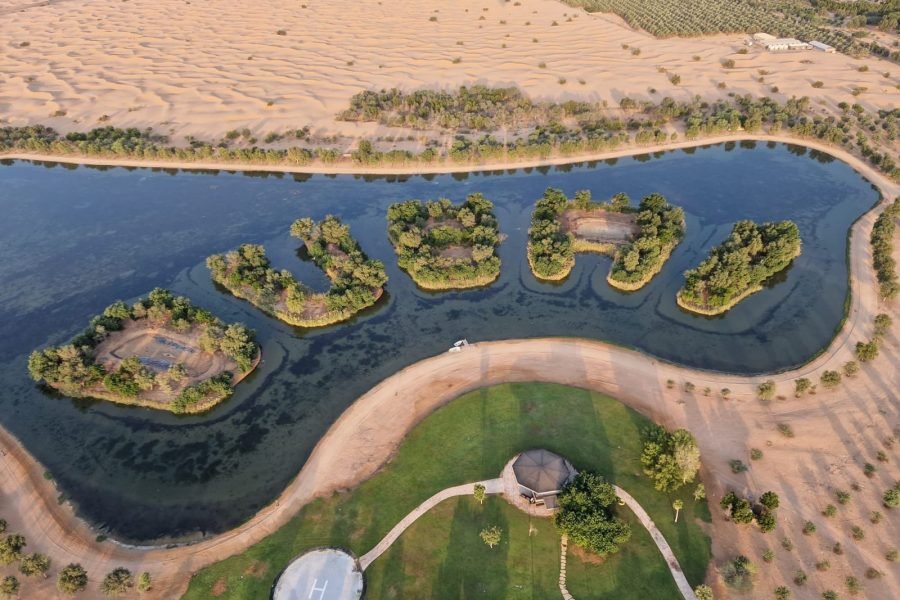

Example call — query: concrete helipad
[273,548,363,600]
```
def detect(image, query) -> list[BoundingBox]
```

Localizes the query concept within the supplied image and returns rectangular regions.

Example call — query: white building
[749,33,811,52]
[810,40,836,53]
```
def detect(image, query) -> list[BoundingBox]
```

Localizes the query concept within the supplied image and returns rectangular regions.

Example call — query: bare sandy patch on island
[0,0,897,148]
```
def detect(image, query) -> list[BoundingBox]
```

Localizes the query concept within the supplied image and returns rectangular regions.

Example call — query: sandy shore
[0,136,897,598]
[1,0,897,147]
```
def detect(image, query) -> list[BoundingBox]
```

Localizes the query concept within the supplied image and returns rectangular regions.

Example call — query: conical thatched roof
[512,449,573,494]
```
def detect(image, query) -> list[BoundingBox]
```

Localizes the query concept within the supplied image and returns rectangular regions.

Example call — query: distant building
[810,40,836,53]
[749,33,811,52]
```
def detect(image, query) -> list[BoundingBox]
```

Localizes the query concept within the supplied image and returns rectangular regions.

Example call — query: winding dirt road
[0,138,897,599]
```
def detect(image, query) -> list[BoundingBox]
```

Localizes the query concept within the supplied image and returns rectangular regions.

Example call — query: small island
[207,216,387,327]
[386,193,501,290]
[527,188,684,289]
[677,220,802,315]
[27,288,260,414]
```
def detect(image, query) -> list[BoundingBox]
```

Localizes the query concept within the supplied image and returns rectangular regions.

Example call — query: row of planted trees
[1,516,149,596]
[2,89,897,181]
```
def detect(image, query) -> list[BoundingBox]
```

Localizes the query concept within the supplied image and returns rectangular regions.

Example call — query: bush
[0,576,19,597]
[843,361,859,377]
[722,59,736,68]
[802,521,816,535]
[641,425,701,492]
[855,340,879,362]
[750,448,763,460]
[57,563,88,594]
[874,313,892,337]
[757,380,775,400]
[723,555,756,591]
[794,378,811,397]
[18,552,50,577]
[777,423,794,438]
[100,568,133,596]
[821,370,841,388]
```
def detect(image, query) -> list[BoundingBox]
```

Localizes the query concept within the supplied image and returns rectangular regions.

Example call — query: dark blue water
[0,141,879,541]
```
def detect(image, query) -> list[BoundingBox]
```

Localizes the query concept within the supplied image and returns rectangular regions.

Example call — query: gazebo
[512,449,576,509]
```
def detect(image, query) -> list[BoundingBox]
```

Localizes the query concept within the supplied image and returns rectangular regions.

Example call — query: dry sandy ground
[562,209,639,243]
[0,139,897,598]
[0,0,897,147]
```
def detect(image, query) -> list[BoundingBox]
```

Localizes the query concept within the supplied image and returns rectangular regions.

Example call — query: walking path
[614,486,697,600]
[0,137,896,598]
[357,478,503,570]
[355,477,696,600]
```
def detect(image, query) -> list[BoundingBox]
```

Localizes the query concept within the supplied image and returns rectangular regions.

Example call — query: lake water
[0,141,879,541]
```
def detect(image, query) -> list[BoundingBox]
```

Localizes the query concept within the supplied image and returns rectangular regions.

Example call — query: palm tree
[673,499,684,523]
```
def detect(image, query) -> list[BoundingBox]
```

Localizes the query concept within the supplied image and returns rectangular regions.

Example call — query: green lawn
[182,383,711,599]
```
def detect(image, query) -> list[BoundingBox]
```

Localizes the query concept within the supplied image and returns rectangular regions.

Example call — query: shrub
[823,504,837,517]
[722,59,736,68]
[730,459,748,474]
[100,567,133,596]
[821,370,841,388]
[846,576,861,596]
[757,380,776,400]
[794,570,807,585]
[883,485,900,508]
[57,563,88,594]
[802,521,816,535]
[816,560,830,571]
[694,584,713,600]
[794,378,811,397]
[763,549,775,563]
[833,542,843,555]
[863,463,876,478]
[850,525,865,540]
[723,555,756,591]
[750,448,763,461]
[836,489,851,505]
[777,424,794,438]
[855,340,879,362]
[870,511,882,524]
[843,361,859,377]
[874,313,892,337]
[865,567,882,579]
[812,81,824,88]
[775,586,791,599]
[18,552,50,577]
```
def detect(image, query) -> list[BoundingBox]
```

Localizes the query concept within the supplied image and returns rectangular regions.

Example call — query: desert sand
[0,138,897,598]
[1,0,897,149]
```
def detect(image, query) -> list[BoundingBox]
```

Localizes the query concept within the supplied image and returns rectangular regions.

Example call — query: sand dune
[1,0,897,147]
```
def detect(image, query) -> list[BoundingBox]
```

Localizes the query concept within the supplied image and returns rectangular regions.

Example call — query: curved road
[0,137,896,598]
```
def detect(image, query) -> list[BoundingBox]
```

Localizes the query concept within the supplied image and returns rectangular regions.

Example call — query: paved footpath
[614,485,697,600]
[357,478,503,570]
[357,478,697,600]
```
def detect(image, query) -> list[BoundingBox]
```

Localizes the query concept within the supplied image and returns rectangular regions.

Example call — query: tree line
[207,216,388,327]
[871,197,900,299]
[386,193,501,289]
[678,220,802,314]
[2,89,897,181]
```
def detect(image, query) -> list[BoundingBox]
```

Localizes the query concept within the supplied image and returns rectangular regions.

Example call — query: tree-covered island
[527,188,685,290]
[27,288,259,413]
[677,220,802,315]
[386,193,501,290]
[207,216,387,327]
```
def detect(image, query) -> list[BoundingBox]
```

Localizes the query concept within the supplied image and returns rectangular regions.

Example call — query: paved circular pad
[274,548,363,600]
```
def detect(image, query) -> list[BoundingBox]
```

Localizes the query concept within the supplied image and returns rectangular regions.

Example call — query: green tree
[759,491,780,510]
[673,499,684,523]
[757,380,775,400]
[137,572,152,592]
[693,483,706,501]
[100,568,133,597]
[0,576,19,598]
[473,483,486,504]
[874,313,893,336]
[641,425,701,492]
[794,378,811,397]
[57,564,88,595]
[694,584,713,600]
[0,535,26,566]
[479,525,502,548]
[855,340,879,362]
[18,553,50,578]
[555,471,632,556]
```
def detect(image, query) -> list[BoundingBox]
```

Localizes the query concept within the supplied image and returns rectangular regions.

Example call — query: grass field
[182,383,711,599]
